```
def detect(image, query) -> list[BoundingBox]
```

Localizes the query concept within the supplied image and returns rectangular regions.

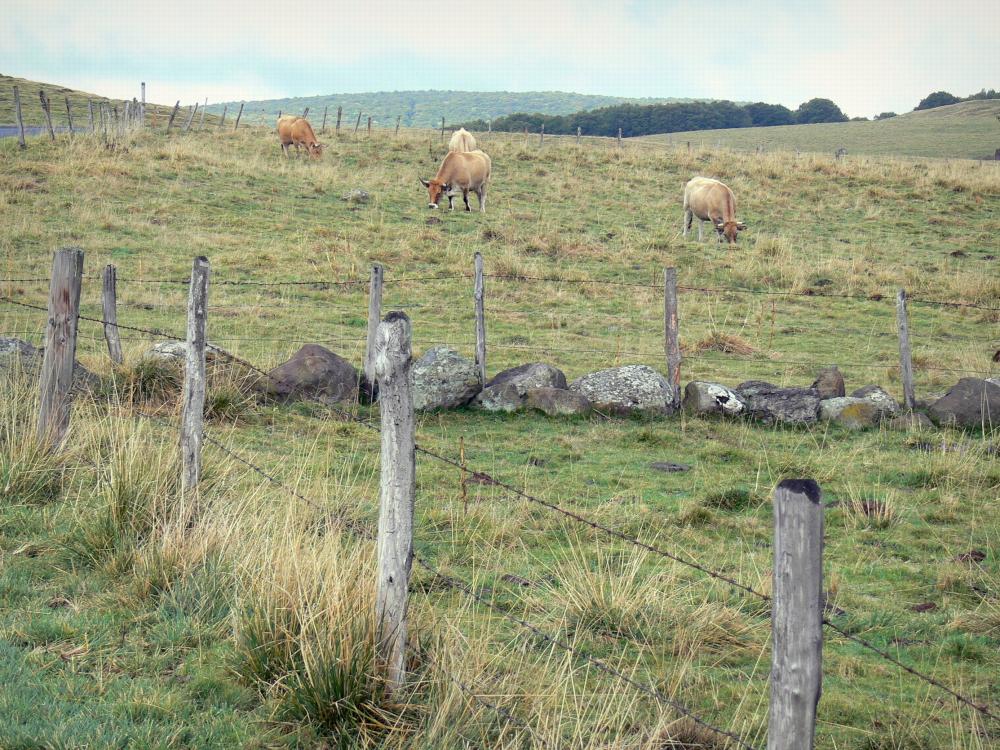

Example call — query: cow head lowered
[419,177,452,209]
[715,220,748,245]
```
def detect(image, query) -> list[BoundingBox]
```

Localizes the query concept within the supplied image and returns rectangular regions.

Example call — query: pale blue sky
[4,0,997,117]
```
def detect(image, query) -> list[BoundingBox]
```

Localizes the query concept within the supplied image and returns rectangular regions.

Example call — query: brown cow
[277,115,324,158]
[419,150,491,212]
[683,177,747,245]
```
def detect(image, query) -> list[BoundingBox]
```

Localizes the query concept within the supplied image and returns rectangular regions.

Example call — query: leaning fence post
[183,103,198,133]
[13,86,26,149]
[301,106,309,119]
[395,114,401,136]
[664,267,681,408]
[219,105,227,129]
[354,111,362,134]
[167,100,180,130]
[769,479,823,750]
[896,289,916,410]
[37,248,84,446]
[374,311,415,692]
[321,105,329,133]
[180,256,210,498]
[102,264,123,366]
[64,97,74,136]
[364,264,384,392]
[232,101,244,131]
[474,251,487,386]
[39,90,55,141]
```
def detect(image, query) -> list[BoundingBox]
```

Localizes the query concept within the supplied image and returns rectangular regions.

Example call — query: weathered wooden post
[523,126,528,145]
[87,99,95,133]
[321,105,329,133]
[364,264,384,392]
[617,127,622,147]
[180,256,210,498]
[896,289,916,410]
[167,100,181,130]
[233,102,244,131]
[768,479,823,750]
[474,252,487,386]
[367,116,372,135]
[539,123,544,146]
[140,82,146,125]
[64,97,74,136]
[13,86,26,149]
[218,105,227,129]
[336,105,343,134]
[395,114,401,136]
[101,264,123,366]
[39,90,55,141]
[37,248,84,446]
[183,103,198,132]
[374,311,415,692]
[487,118,491,133]
[354,111,362,134]
[440,116,445,143]
[576,126,581,145]
[664,267,681,408]
[301,106,309,119]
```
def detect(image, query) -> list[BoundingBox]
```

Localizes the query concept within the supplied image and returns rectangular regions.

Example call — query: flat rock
[266,344,362,404]
[682,381,746,417]
[812,366,846,399]
[473,382,523,412]
[850,385,900,418]
[928,378,1000,428]
[819,397,879,429]
[569,365,674,417]
[523,387,592,416]
[736,380,820,426]
[411,347,480,411]
[886,412,935,431]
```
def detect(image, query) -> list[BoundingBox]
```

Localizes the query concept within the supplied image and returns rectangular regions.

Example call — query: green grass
[636,99,1000,159]
[0,119,997,748]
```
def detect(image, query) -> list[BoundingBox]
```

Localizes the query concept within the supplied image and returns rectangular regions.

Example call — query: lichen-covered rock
[411,347,480,411]
[886,412,935,431]
[473,383,523,412]
[266,344,362,404]
[474,362,567,412]
[342,189,370,204]
[851,385,900,418]
[735,380,820,426]
[928,378,1000,428]
[683,381,746,417]
[819,397,879,429]
[0,336,98,392]
[569,365,674,416]
[524,387,592,416]
[812,366,846,399]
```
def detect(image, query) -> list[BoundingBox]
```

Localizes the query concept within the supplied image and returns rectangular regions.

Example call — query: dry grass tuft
[690,333,757,356]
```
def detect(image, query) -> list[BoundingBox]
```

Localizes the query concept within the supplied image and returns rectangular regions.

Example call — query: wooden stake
[183,103,198,132]
[336,105,342,133]
[364,264,384,392]
[374,311,415,692]
[39,90,55,140]
[233,101,244,131]
[896,289,916,409]
[302,106,309,119]
[37,248,84,446]
[440,116,445,142]
[354,111,362,134]
[617,127,622,147]
[321,105,328,133]
[101,264,123,366]
[474,252,487,386]
[167,100,180,130]
[141,82,146,125]
[219,104,227,129]
[180,256,210,498]
[13,86,26,149]
[64,97,74,136]
[395,114,401,135]
[87,99,95,134]
[576,126,581,145]
[769,479,823,750]
[367,115,372,136]
[664,267,681,408]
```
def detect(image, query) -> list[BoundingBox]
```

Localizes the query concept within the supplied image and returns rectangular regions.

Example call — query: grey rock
[486,362,567,394]
[0,336,98,392]
[735,380,821,425]
[851,385,900,418]
[683,381,746,417]
[524,387,592,416]
[569,365,674,417]
[411,347,480,411]
[812,366,846,399]
[819,397,880,429]
[987,377,1000,388]
[342,189,370,204]
[928,378,1000,428]
[266,344,362,404]
[886,412,935,431]
[473,383,523,413]
[146,341,188,361]
[650,461,691,473]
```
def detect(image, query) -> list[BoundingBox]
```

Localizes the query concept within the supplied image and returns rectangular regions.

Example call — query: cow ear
[419,177,430,187]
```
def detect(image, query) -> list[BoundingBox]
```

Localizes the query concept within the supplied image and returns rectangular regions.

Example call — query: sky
[4,0,998,118]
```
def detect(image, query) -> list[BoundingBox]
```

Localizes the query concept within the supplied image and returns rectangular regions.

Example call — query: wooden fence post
[321,105,328,133]
[302,106,309,119]
[440,116,445,142]
[896,289,916,410]
[367,116,372,136]
[219,105,227,129]
[664,267,681,408]
[13,86,26,149]
[364,264,384,392]
[180,256,210,498]
[140,82,146,125]
[102,264,123,366]
[769,479,823,750]
[336,105,342,134]
[37,248,84,446]
[86,99,94,134]
[233,102,244,131]
[39,90,55,141]
[64,97,74,136]
[474,252,486,386]
[487,118,492,133]
[576,126,581,145]
[374,311,415,692]
[395,115,401,135]
[167,100,180,130]
[183,103,198,133]
[539,123,544,146]
[617,127,622,147]
[354,111,362,134]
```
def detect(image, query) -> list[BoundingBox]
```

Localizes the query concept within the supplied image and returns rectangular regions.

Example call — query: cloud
[2,0,997,116]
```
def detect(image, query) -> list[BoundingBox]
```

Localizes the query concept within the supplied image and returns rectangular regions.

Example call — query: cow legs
[697,220,704,242]
[447,193,454,210]
[477,185,487,212]
[683,209,692,238]
[462,189,471,212]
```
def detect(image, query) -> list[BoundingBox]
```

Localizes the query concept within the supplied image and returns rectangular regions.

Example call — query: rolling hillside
[635,99,1000,159]
[203,90,693,129]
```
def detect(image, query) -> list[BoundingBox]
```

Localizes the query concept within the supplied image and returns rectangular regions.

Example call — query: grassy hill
[0,74,221,129]
[0,122,997,748]
[636,99,1000,159]
[203,90,694,129]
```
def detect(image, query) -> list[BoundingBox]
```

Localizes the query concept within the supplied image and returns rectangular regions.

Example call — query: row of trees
[462,98,848,137]
[915,89,999,111]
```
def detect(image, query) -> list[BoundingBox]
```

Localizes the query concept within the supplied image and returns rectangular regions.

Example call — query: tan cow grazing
[448,127,477,153]
[277,115,324,158]
[420,150,492,212]
[683,176,747,245]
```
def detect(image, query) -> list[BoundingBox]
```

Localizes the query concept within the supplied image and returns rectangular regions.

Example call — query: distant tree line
[915,89,999,111]
[461,97,849,137]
